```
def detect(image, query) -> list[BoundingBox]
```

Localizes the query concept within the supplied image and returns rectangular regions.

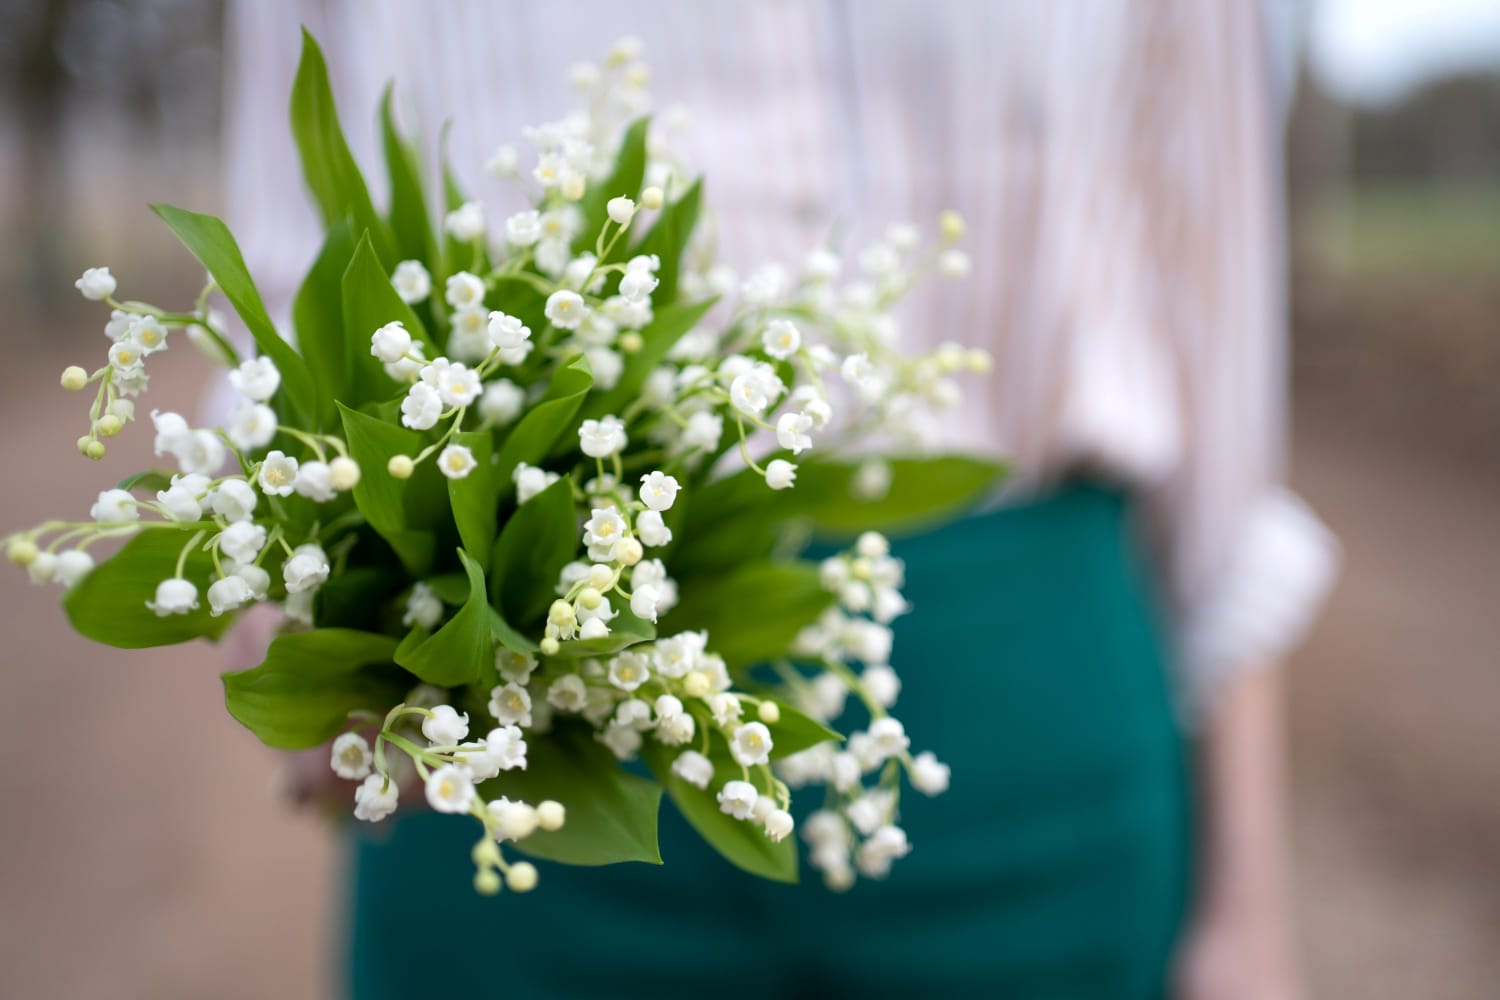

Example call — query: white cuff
[1177,488,1340,721]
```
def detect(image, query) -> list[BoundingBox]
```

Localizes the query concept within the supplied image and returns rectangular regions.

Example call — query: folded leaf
[394,548,489,687]
[489,724,663,867]
[765,702,843,759]
[222,629,404,750]
[341,233,434,405]
[63,528,233,648]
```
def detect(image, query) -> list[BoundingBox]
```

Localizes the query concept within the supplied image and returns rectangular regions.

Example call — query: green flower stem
[174,529,208,577]
[822,656,886,719]
[733,414,766,476]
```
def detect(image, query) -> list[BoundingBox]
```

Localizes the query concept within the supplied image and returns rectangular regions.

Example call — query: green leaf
[337,404,436,575]
[439,128,488,281]
[574,117,649,257]
[766,702,843,759]
[63,528,233,648]
[488,477,576,626]
[553,603,656,659]
[116,470,174,493]
[446,430,502,569]
[222,629,404,750]
[497,354,593,486]
[641,739,797,883]
[151,204,316,429]
[289,30,394,264]
[313,566,402,631]
[487,724,663,867]
[580,297,716,422]
[791,456,1009,536]
[341,233,433,404]
[630,177,701,301]
[292,220,357,426]
[658,561,834,673]
[395,548,489,687]
[488,606,538,654]
[379,84,436,266]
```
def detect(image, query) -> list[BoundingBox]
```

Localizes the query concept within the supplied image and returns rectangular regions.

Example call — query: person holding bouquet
[215,3,1337,997]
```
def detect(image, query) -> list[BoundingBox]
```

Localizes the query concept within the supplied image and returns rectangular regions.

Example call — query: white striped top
[223,0,1337,717]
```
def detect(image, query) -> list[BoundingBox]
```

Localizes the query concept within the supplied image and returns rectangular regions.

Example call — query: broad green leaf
[765,702,843,759]
[116,470,174,493]
[446,430,502,569]
[488,276,549,334]
[63,528,233,648]
[292,220,357,426]
[379,84,436,266]
[658,561,834,673]
[439,128,489,281]
[313,565,402,631]
[151,204,316,429]
[222,629,404,750]
[580,297,716,422]
[337,404,436,575]
[641,739,797,883]
[630,177,701,301]
[488,724,662,867]
[573,117,649,258]
[488,606,539,654]
[488,477,576,626]
[498,354,593,485]
[289,30,394,264]
[341,233,433,405]
[553,604,656,659]
[394,548,489,686]
[673,457,1008,579]
[791,456,1009,535]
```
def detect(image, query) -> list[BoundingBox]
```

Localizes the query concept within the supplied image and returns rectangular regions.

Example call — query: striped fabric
[223,0,1337,716]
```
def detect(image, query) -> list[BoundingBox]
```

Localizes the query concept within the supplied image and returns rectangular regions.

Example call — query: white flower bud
[506,861,539,892]
[60,366,89,391]
[766,459,798,490]
[353,773,399,822]
[716,780,759,820]
[147,577,199,616]
[910,751,951,796]
[370,321,413,364]
[764,809,795,843]
[671,750,714,789]
[422,705,470,746]
[328,456,361,491]
[387,455,414,479]
[606,197,636,226]
[536,800,566,831]
[445,201,486,242]
[640,186,664,210]
[75,266,116,300]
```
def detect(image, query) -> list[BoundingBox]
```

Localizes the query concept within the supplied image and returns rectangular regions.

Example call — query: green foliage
[488,477,576,627]
[337,404,437,575]
[289,30,395,264]
[446,430,503,569]
[379,84,437,266]
[292,221,357,427]
[579,297,717,422]
[498,354,593,482]
[63,529,231,648]
[658,561,833,673]
[151,204,318,429]
[766,702,843,759]
[488,724,663,866]
[222,629,404,750]
[630,177,701,301]
[341,233,432,404]
[642,739,797,883]
[574,117,650,257]
[394,549,490,687]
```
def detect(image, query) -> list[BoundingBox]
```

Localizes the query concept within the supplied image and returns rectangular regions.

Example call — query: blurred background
[0,1,1496,996]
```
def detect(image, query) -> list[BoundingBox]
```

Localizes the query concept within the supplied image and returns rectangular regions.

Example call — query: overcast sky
[1307,0,1500,106]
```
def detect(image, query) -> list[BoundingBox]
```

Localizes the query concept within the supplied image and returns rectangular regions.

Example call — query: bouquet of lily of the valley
[6,34,1002,894]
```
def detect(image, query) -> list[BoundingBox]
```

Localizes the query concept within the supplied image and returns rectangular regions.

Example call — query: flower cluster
[5,34,1000,894]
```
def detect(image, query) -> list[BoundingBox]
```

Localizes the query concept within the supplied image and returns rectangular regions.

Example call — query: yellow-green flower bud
[387,454,414,479]
[60,366,88,391]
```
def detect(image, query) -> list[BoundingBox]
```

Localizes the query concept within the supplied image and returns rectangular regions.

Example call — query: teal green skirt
[345,483,1193,998]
